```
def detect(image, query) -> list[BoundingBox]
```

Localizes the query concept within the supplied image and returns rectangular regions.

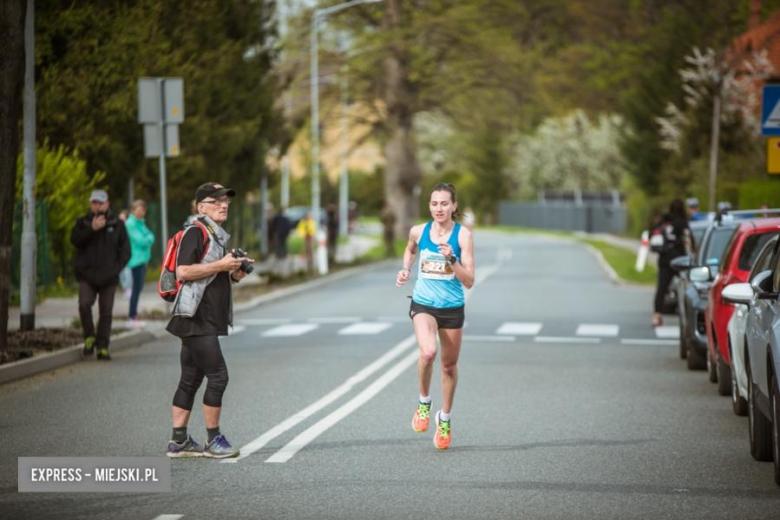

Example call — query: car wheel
[772,374,780,486]
[708,350,718,383]
[732,346,748,416]
[679,319,687,360]
[748,360,773,462]
[717,354,732,396]
[687,343,706,371]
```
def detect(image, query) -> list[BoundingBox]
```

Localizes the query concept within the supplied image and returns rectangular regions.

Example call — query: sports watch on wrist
[448,256,457,265]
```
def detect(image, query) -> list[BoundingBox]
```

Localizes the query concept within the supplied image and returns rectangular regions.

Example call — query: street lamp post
[310,0,382,273]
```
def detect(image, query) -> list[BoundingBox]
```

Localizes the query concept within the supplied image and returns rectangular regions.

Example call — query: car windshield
[749,237,778,281]
[691,227,706,249]
[703,227,736,267]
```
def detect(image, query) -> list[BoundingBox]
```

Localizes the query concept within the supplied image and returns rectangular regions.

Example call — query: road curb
[1,260,391,386]
[582,243,621,285]
[0,329,156,386]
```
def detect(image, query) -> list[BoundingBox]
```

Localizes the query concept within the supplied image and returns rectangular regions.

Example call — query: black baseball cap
[196,182,236,203]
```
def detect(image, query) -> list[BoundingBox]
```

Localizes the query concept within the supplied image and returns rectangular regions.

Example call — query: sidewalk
[7,233,379,331]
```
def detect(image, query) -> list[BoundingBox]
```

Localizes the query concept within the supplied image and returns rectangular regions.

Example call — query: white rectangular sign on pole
[143,124,180,158]
[138,78,161,124]
[163,78,184,123]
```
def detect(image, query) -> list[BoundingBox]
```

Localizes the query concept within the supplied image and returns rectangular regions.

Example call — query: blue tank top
[412,222,464,309]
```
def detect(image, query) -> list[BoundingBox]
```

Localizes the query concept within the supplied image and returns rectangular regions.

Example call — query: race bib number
[419,249,454,280]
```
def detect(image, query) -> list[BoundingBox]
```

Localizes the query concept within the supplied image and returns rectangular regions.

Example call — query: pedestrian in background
[653,198,692,327]
[687,198,706,222]
[125,199,155,327]
[270,206,291,260]
[70,189,131,361]
[326,203,338,265]
[117,209,133,300]
[297,211,316,274]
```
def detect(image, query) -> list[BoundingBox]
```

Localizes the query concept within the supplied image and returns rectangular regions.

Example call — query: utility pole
[708,85,722,213]
[20,0,36,331]
[339,62,349,238]
[310,0,384,273]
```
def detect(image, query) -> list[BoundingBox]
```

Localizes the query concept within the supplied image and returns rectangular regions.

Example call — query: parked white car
[723,236,779,417]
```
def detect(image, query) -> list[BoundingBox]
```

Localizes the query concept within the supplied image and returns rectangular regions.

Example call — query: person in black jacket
[653,198,693,327]
[70,189,131,360]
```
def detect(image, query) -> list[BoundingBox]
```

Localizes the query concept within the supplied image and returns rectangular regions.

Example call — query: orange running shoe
[412,401,432,432]
[433,411,451,450]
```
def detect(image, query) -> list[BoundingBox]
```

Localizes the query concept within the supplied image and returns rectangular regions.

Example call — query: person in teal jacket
[125,199,155,324]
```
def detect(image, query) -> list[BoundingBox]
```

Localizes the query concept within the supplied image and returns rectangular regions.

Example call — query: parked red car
[706,218,780,395]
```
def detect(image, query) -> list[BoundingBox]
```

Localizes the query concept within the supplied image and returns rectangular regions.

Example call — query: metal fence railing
[498,200,627,234]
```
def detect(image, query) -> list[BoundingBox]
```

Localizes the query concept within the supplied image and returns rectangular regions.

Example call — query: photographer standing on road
[71,189,131,361]
[165,182,253,459]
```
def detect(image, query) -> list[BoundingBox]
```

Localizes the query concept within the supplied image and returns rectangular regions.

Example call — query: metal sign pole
[157,78,169,247]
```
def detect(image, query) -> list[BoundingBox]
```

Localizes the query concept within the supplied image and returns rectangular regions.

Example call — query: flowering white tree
[657,47,774,153]
[510,110,628,199]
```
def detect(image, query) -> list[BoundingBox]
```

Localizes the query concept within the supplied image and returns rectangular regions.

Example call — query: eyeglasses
[201,198,232,206]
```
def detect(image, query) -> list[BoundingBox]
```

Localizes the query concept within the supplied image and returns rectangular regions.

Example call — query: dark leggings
[172,335,229,410]
[654,264,675,314]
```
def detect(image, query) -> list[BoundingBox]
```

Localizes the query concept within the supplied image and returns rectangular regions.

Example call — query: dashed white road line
[621,338,678,346]
[152,515,183,520]
[535,336,601,344]
[227,325,246,336]
[338,322,393,335]
[309,317,362,324]
[463,335,516,342]
[261,324,319,337]
[654,325,679,339]
[497,322,542,336]
[576,324,619,337]
[236,318,292,326]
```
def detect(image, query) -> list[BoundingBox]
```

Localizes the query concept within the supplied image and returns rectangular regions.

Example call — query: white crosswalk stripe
[262,324,319,337]
[338,322,393,335]
[236,318,292,326]
[576,324,619,337]
[654,325,679,339]
[309,317,362,324]
[496,322,542,335]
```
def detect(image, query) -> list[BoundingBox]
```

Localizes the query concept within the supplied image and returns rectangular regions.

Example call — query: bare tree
[0,0,27,358]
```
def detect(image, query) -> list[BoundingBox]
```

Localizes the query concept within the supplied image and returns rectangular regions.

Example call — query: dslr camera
[232,248,254,274]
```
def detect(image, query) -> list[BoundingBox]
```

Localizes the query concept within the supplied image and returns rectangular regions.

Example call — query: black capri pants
[172,335,229,410]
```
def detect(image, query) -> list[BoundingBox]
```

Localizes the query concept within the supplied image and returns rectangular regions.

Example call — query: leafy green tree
[16,144,106,279]
[35,0,282,209]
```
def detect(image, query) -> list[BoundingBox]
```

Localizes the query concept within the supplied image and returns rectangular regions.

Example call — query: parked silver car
[740,240,780,485]
[722,235,779,416]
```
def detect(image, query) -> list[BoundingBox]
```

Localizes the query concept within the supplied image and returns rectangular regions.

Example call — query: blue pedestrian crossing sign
[763,86,780,137]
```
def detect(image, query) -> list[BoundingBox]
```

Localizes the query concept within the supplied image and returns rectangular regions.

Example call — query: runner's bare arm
[452,227,475,289]
[396,225,422,287]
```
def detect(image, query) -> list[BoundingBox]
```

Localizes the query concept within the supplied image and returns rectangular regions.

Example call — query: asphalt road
[2,230,779,519]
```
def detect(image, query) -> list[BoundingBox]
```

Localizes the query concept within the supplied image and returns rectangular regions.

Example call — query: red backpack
[158,220,211,302]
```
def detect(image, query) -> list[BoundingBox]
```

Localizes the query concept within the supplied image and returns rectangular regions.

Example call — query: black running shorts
[409,300,465,330]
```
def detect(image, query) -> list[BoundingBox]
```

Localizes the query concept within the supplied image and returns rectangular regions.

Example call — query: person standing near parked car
[653,198,693,327]
[70,189,131,360]
[125,199,155,327]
